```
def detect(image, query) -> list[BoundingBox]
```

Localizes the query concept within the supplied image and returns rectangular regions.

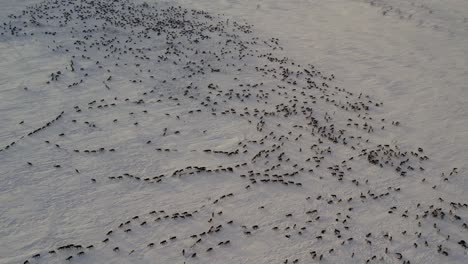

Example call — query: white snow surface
[0,0,467,264]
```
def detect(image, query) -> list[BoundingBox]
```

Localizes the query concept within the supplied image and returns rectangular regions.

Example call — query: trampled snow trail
[0,0,466,264]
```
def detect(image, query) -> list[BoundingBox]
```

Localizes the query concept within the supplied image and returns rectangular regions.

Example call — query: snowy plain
[0,0,467,264]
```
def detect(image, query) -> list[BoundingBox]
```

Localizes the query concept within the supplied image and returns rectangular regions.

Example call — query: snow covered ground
[0,0,467,264]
